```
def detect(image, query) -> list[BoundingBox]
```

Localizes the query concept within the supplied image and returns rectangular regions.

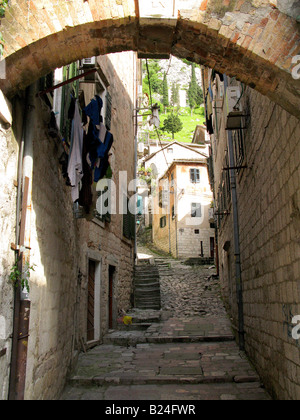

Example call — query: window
[194,229,200,234]
[170,172,175,187]
[167,148,173,154]
[191,203,202,218]
[95,184,111,223]
[159,189,168,208]
[172,205,175,220]
[160,216,167,228]
[123,197,135,240]
[190,168,200,183]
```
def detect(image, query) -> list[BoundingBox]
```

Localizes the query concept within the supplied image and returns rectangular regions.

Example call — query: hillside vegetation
[141,57,205,143]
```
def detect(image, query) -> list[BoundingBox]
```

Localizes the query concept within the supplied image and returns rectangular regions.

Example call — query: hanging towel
[68,101,84,202]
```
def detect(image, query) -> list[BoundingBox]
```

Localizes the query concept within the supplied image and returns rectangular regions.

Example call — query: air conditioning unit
[81,57,96,67]
[225,86,243,130]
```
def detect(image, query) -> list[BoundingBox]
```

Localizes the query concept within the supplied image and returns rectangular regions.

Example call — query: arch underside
[1,3,299,118]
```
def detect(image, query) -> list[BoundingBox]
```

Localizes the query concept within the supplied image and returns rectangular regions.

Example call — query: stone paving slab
[67,341,261,387]
[61,382,271,400]
[60,246,272,400]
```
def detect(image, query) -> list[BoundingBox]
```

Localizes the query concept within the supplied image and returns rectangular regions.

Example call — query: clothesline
[37,68,98,97]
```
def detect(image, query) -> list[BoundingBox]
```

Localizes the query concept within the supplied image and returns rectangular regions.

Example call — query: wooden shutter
[105,91,112,130]
[123,198,135,240]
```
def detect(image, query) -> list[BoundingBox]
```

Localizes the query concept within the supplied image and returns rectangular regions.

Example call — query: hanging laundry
[205,94,214,135]
[83,95,114,183]
[78,130,93,212]
[67,101,84,202]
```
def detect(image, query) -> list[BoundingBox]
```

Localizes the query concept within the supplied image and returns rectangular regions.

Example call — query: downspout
[223,75,245,351]
[9,82,36,400]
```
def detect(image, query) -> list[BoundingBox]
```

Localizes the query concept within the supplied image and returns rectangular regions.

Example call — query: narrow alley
[60,246,271,401]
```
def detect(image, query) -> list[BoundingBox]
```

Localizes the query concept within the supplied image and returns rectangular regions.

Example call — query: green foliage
[171,83,180,108]
[138,166,155,186]
[0,0,8,57]
[159,106,205,142]
[188,63,204,113]
[0,32,4,57]
[0,0,8,17]
[162,113,183,139]
[142,59,163,97]
[9,260,36,293]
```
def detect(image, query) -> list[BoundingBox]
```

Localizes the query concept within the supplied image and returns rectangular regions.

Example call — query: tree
[142,60,163,98]
[171,82,180,109]
[188,63,198,115]
[196,85,204,107]
[162,113,183,139]
[162,72,169,111]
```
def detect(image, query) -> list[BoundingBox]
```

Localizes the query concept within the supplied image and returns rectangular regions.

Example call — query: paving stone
[60,246,272,401]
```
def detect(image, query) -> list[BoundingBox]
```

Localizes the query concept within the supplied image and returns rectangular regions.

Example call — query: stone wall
[0,97,20,399]
[24,52,136,400]
[237,88,300,400]
[1,1,299,119]
[0,51,136,400]
[209,72,300,400]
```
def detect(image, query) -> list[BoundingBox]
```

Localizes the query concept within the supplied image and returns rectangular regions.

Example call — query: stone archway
[0,0,300,118]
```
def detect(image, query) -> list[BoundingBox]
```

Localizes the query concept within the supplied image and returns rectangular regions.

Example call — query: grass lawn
[157,106,206,143]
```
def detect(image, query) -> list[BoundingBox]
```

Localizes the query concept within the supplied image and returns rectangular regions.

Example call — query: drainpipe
[134,99,138,264]
[224,75,245,351]
[9,82,36,400]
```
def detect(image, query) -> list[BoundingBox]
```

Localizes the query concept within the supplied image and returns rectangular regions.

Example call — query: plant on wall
[0,0,8,17]
[0,0,9,57]
[9,259,36,293]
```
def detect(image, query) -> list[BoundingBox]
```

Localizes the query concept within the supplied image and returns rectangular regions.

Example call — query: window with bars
[190,168,200,183]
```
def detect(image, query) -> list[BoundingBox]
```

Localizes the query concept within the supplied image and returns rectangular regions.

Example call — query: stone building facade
[152,159,214,259]
[0,51,138,400]
[203,68,300,400]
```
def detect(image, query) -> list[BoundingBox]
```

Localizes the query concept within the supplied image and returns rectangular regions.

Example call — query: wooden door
[210,237,215,259]
[87,260,96,341]
[108,266,115,329]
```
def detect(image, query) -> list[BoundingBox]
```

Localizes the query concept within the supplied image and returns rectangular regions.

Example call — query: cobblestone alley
[60,246,271,401]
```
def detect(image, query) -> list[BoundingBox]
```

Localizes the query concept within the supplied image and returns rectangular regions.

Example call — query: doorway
[210,237,215,259]
[87,260,95,341]
[108,265,116,330]
[87,259,101,342]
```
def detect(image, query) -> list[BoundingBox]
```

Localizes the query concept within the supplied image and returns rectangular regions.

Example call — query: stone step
[102,332,235,346]
[69,374,261,387]
[134,283,160,292]
[135,304,161,310]
[117,323,152,331]
[134,286,160,292]
[134,272,159,277]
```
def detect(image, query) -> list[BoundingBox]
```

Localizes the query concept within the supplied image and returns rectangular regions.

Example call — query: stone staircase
[134,262,161,310]
[153,256,174,276]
